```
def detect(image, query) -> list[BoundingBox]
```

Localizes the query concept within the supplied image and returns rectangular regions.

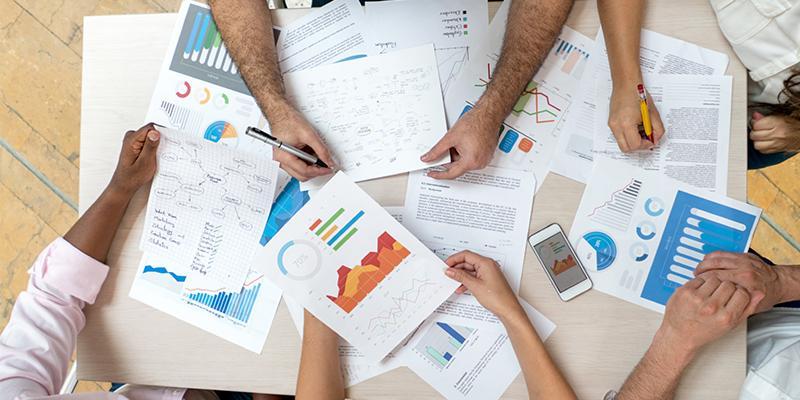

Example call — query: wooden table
[78,1,748,398]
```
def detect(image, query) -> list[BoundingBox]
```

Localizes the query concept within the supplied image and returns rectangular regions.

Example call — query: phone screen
[533,231,588,292]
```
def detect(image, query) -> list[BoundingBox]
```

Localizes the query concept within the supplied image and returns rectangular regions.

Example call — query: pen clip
[246,126,278,142]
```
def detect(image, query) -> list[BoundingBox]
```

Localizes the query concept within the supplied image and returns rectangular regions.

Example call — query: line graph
[476,63,565,124]
[368,278,439,337]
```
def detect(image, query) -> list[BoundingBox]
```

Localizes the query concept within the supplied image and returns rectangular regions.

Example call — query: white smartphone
[528,223,592,301]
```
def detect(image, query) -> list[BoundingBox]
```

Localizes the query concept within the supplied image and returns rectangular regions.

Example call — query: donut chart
[203,121,238,146]
[576,231,617,272]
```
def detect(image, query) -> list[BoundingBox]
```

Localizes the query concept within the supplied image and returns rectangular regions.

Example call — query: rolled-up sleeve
[0,238,109,397]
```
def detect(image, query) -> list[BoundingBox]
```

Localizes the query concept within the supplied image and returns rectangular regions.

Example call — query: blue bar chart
[169,4,250,94]
[642,191,757,305]
[185,278,262,323]
[414,322,475,370]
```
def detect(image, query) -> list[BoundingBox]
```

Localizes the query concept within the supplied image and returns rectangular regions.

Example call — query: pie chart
[576,231,617,272]
[203,121,238,147]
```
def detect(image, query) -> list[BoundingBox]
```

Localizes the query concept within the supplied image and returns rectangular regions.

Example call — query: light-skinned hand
[695,251,780,313]
[109,123,161,196]
[750,112,800,154]
[420,107,499,180]
[268,102,335,181]
[655,276,758,357]
[608,86,665,152]
[443,251,523,321]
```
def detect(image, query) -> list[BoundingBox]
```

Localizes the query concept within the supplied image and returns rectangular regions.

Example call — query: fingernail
[420,152,430,161]
[147,130,159,141]
[445,269,455,277]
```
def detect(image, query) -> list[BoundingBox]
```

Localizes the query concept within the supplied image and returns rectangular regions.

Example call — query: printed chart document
[569,157,760,312]
[144,1,272,154]
[594,74,732,192]
[256,172,459,362]
[283,45,449,189]
[276,0,371,73]
[403,166,535,292]
[445,0,594,186]
[364,0,488,97]
[140,129,279,291]
[551,29,730,183]
[399,299,555,400]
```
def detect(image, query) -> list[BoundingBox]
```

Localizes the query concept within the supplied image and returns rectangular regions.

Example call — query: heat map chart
[328,232,411,313]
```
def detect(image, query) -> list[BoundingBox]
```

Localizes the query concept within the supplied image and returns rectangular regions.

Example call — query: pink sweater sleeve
[0,238,109,397]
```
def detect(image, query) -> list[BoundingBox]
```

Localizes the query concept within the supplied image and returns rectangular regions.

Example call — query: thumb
[752,112,765,121]
[138,129,160,163]
[445,267,478,290]
[421,134,453,163]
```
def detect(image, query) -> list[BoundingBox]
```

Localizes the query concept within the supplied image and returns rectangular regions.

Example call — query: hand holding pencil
[607,82,665,152]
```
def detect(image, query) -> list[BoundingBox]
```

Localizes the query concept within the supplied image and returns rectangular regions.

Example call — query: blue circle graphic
[635,221,657,240]
[204,121,227,143]
[644,197,665,217]
[582,231,617,271]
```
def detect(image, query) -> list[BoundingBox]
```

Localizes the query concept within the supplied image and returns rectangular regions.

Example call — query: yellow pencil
[638,84,653,142]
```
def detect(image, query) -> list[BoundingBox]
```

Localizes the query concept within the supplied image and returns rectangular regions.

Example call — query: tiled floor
[1,0,799,395]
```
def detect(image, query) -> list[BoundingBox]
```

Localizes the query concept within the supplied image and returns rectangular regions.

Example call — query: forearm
[616,330,695,400]
[63,185,133,263]
[209,0,289,117]
[598,0,644,89]
[777,265,800,302]
[501,310,576,400]
[296,311,344,400]
[476,0,573,126]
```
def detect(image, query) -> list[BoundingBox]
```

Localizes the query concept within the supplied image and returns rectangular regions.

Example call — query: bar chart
[589,179,642,232]
[309,208,365,251]
[184,276,263,323]
[552,37,590,78]
[642,191,757,305]
[414,322,475,370]
[169,3,250,95]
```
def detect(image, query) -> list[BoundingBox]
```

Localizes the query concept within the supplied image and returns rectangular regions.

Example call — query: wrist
[612,70,644,92]
[776,265,800,303]
[103,182,137,204]
[652,326,698,366]
[497,302,528,329]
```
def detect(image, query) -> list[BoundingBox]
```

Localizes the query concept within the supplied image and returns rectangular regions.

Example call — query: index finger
[445,250,489,268]
[274,151,332,181]
[724,287,751,319]
[299,130,337,169]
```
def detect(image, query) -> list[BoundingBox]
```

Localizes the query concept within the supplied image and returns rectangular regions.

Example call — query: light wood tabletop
[78,1,748,398]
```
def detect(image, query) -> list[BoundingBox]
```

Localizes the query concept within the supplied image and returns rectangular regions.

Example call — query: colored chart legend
[185,276,263,323]
[309,208,364,251]
[327,232,410,313]
[415,322,475,370]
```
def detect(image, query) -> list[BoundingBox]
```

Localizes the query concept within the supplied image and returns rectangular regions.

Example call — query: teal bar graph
[186,281,262,323]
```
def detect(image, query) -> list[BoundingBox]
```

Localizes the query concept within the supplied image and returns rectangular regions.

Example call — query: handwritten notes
[141,128,279,291]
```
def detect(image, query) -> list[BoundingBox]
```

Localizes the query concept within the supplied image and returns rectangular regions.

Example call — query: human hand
[268,102,335,181]
[750,112,800,154]
[656,276,758,357]
[607,86,665,152]
[695,251,782,313]
[109,123,161,197]
[420,107,499,179]
[444,251,523,321]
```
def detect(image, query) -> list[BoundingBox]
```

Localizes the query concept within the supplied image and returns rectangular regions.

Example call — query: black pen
[245,126,329,169]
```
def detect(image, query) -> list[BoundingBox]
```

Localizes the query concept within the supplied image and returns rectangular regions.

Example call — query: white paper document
[569,157,760,312]
[444,2,594,187]
[594,74,732,192]
[551,29,730,183]
[399,299,555,400]
[144,1,272,154]
[276,0,371,73]
[129,252,282,352]
[141,129,279,291]
[256,172,459,362]
[365,0,488,97]
[283,45,449,189]
[403,166,535,292]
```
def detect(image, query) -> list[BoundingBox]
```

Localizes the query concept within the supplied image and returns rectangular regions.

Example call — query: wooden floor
[0,0,798,394]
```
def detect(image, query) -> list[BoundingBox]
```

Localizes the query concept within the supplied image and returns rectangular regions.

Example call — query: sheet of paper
[402,166,535,292]
[140,129,279,291]
[444,4,594,187]
[256,172,459,362]
[593,74,732,192]
[276,0,371,73]
[569,157,760,312]
[364,0,488,97]
[397,299,555,400]
[144,1,273,154]
[283,205,406,387]
[283,44,449,190]
[129,253,282,352]
[550,29,730,183]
